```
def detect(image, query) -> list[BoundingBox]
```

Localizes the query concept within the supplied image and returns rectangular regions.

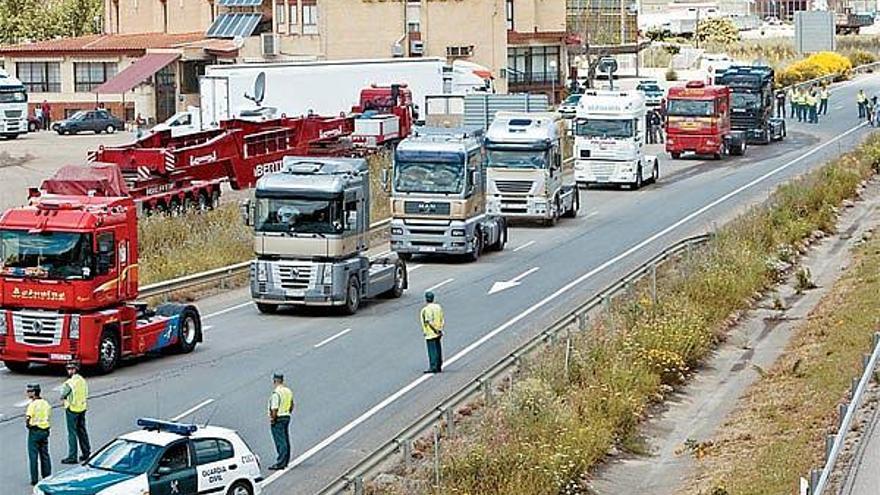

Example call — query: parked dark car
[53,109,124,135]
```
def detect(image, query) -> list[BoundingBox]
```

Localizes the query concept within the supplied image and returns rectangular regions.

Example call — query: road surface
[0,74,877,495]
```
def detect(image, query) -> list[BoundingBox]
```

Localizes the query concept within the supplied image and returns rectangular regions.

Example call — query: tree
[695,17,740,46]
[0,0,102,45]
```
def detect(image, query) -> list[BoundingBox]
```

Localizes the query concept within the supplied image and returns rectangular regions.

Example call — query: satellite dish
[245,72,266,106]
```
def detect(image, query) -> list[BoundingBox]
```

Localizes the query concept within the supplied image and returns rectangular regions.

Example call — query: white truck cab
[573,90,659,189]
[485,112,578,224]
[152,107,202,136]
[0,69,28,139]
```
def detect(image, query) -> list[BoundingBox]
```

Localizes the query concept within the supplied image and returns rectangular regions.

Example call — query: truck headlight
[69,315,80,339]
[451,229,466,237]
[257,262,268,282]
[391,227,403,235]
[321,265,333,285]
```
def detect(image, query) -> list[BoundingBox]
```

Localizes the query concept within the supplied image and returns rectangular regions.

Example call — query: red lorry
[665,81,747,160]
[33,86,414,215]
[1,170,202,373]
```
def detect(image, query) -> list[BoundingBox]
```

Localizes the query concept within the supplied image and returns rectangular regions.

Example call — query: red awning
[93,52,180,94]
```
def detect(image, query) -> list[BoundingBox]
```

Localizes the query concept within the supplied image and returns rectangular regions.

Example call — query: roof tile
[0,32,205,54]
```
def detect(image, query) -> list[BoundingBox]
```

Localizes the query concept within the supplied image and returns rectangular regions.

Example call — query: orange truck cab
[0,176,202,374]
[665,81,747,160]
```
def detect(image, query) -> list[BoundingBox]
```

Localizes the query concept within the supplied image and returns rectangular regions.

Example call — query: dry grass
[684,204,880,494]
[374,134,880,494]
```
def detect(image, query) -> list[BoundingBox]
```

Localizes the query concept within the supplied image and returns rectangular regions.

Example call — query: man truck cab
[573,90,659,189]
[665,81,747,160]
[390,128,507,261]
[0,69,28,139]
[484,112,578,224]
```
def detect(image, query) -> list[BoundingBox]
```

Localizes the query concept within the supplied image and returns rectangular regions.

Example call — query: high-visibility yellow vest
[420,303,445,340]
[64,374,88,413]
[27,399,51,429]
[270,386,293,417]
[858,93,867,103]
[821,89,829,100]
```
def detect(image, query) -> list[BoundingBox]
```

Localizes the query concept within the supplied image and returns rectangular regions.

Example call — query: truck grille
[590,163,615,181]
[275,264,315,290]
[494,180,533,194]
[404,201,451,216]
[12,311,64,346]
[731,116,756,129]
[5,110,23,118]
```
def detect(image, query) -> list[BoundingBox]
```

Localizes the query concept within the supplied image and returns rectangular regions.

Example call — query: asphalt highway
[839,389,880,494]
[1,74,879,495]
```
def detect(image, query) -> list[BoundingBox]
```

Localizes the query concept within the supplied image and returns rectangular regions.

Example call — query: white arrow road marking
[426,278,454,292]
[488,267,540,295]
[314,328,353,349]
[513,240,535,252]
[172,399,215,421]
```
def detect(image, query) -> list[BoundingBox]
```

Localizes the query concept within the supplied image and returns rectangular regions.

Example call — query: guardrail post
[839,403,848,429]
[651,263,658,305]
[577,311,588,331]
[564,337,573,383]
[433,424,441,489]
[444,407,455,438]
[810,469,820,494]
[852,377,860,399]
[400,437,412,472]
[825,434,835,462]
[352,476,364,495]
[873,332,880,349]
[481,379,492,406]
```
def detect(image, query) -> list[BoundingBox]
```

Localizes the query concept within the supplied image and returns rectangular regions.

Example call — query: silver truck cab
[390,127,507,261]
[247,157,406,314]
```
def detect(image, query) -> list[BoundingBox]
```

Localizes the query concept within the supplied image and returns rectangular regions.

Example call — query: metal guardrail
[802,332,880,495]
[317,233,713,495]
[783,61,880,94]
[138,217,393,300]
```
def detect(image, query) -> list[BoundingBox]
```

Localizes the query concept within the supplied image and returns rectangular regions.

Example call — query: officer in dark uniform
[25,383,52,485]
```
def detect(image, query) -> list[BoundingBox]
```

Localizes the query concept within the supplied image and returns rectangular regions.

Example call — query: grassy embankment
[376,134,880,495]
[685,195,880,492]
[138,151,392,286]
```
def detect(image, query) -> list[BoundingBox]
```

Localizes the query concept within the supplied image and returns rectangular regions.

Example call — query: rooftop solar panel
[206,13,262,38]
[217,0,263,7]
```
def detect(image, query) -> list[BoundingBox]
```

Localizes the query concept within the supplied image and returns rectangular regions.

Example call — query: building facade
[102,0,571,101]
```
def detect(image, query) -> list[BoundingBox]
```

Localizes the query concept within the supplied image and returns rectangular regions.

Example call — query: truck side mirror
[240,199,253,226]
[380,169,389,190]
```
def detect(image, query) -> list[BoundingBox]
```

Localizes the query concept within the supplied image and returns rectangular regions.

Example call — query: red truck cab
[0,175,202,373]
[666,81,746,160]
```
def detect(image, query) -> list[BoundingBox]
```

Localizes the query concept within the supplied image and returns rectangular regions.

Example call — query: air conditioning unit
[261,33,278,57]
[410,40,424,56]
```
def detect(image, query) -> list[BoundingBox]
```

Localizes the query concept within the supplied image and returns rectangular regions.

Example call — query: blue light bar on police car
[137,418,198,436]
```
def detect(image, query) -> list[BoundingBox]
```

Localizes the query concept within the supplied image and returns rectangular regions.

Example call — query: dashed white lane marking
[513,240,535,252]
[204,301,254,320]
[172,399,215,421]
[425,278,454,292]
[313,328,353,349]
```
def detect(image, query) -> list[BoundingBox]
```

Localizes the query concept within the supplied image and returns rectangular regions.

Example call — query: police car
[34,418,262,495]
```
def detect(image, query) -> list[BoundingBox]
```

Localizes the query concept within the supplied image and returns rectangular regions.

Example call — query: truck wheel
[632,167,643,190]
[256,303,279,314]
[3,360,30,373]
[175,307,200,354]
[398,252,413,261]
[544,199,560,226]
[183,196,195,213]
[388,262,407,298]
[197,192,209,211]
[169,198,182,216]
[342,277,361,315]
[650,160,660,184]
[211,190,221,209]
[96,329,120,374]
[468,231,483,262]
[563,190,579,218]
[671,151,681,159]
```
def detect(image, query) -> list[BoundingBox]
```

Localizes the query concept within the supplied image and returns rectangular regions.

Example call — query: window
[193,439,234,465]
[446,46,474,58]
[506,0,514,30]
[289,2,298,32]
[16,62,61,93]
[275,0,285,25]
[406,1,420,33]
[74,62,117,92]
[96,231,115,276]
[180,61,207,94]
[344,200,358,233]
[302,0,317,34]
[157,442,190,473]
[506,46,560,85]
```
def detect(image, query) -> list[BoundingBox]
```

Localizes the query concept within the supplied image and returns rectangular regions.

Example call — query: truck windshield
[667,99,715,117]
[731,93,761,110]
[88,439,163,475]
[394,160,464,194]
[574,119,634,139]
[0,230,93,280]
[255,197,342,234]
[0,90,26,103]
[486,149,547,169]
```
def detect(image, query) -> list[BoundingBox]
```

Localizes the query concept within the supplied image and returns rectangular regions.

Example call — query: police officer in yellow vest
[25,383,51,486]
[268,373,294,470]
[420,291,445,373]
[60,360,91,464]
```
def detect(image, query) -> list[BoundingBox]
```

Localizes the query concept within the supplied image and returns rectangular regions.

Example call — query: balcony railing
[508,71,561,85]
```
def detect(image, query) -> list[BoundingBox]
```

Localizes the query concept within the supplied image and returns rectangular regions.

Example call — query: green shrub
[848,49,876,67]
[665,67,678,81]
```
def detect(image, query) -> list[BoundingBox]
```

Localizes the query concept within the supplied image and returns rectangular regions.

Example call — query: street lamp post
[549,59,558,105]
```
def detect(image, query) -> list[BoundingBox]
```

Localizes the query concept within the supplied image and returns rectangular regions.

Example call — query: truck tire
[631,167,643,190]
[490,221,508,251]
[175,307,200,353]
[671,151,681,159]
[650,159,660,184]
[256,303,279,314]
[197,192,210,211]
[544,198,560,226]
[211,190,221,209]
[183,196,195,213]
[96,329,120,374]
[3,360,30,373]
[467,230,483,262]
[342,277,361,315]
[563,189,579,218]
[387,262,407,298]
[398,252,413,261]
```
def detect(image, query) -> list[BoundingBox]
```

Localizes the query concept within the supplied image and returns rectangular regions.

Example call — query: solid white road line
[202,325,214,332]
[204,301,254,320]
[408,264,424,272]
[425,278,455,292]
[172,399,215,421]
[314,328,353,349]
[512,240,536,252]
[260,119,870,488]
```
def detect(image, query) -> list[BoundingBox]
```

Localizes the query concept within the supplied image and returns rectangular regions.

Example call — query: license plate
[420,247,437,252]
[50,353,72,361]
[286,290,305,297]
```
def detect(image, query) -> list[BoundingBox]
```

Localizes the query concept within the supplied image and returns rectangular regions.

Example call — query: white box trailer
[200,58,492,129]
